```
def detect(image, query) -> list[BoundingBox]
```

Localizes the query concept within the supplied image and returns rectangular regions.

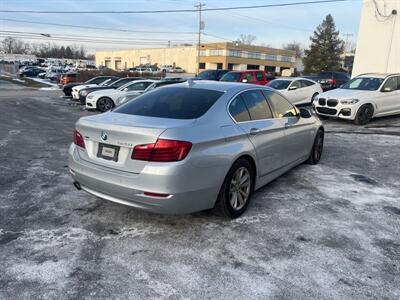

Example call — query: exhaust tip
[73,181,81,190]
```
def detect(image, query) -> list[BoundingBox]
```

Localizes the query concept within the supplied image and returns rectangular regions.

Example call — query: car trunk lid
[75,112,195,174]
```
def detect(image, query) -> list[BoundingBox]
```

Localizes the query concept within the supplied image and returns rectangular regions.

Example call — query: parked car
[19,67,44,77]
[85,79,155,112]
[172,67,185,73]
[69,81,324,218]
[59,73,79,86]
[267,77,323,105]
[306,71,350,91]
[71,76,120,100]
[313,73,400,125]
[46,69,66,82]
[63,76,118,97]
[197,69,230,81]
[220,70,271,85]
[116,78,187,106]
[77,77,143,104]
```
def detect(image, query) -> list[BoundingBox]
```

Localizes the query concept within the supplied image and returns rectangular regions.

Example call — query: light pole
[195,3,205,76]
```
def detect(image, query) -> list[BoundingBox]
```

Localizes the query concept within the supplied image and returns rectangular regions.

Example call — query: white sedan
[267,77,322,105]
[85,80,155,112]
[313,73,400,125]
[71,78,116,100]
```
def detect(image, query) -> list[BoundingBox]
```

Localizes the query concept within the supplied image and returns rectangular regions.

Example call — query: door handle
[249,128,261,135]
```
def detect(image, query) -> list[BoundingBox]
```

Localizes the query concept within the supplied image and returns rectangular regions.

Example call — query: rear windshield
[220,72,242,82]
[198,70,217,80]
[319,72,333,79]
[267,80,291,90]
[114,87,223,119]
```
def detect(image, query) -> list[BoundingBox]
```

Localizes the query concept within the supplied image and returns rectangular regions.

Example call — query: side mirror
[299,108,312,118]
[241,79,248,83]
[289,86,297,91]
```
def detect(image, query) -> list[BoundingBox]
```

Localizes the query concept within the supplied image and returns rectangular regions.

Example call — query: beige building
[95,42,296,75]
[353,0,400,76]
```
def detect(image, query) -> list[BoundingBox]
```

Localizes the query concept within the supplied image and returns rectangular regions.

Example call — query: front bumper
[68,144,221,214]
[71,90,80,100]
[85,97,97,109]
[313,100,357,120]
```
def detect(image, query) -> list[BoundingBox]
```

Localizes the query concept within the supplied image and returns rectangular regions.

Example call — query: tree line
[1,37,93,60]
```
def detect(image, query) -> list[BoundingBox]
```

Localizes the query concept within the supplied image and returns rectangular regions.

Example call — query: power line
[0,18,197,34]
[0,0,352,14]
[0,30,200,42]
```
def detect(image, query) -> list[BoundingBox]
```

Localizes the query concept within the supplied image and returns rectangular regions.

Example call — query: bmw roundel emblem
[101,131,108,141]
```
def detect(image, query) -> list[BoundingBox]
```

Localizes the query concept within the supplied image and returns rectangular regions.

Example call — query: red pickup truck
[220,70,274,85]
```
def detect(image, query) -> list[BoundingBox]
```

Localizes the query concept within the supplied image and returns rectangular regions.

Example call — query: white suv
[313,73,400,124]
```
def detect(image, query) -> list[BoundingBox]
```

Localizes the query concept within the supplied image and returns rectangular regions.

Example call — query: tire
[311,92,319,104]
[97,97,114,113]
[354,104,373,125]
[212,159,255,218]
[307,129,324,165]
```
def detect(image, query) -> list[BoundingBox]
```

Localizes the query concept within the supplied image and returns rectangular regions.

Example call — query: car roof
[228,70,262,73]
[356,73,400,79]
[171,80,271,93]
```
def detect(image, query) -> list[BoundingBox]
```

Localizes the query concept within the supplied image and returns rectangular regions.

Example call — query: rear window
[267,80,291,90]
[198,70,217,80]
[114,87,223,119]
[220,72,242,82]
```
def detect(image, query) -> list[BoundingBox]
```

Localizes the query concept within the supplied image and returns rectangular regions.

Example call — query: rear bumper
[68,144,222,214]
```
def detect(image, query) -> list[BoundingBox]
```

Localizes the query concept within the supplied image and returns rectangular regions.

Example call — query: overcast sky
[0,0,363,52]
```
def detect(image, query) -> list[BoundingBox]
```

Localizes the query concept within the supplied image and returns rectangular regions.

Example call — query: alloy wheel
[229,167,251,210]
[98,98,113,112]
[314,132,324,161]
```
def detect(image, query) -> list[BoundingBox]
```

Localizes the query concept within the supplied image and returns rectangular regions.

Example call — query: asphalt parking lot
[0,80,399,299]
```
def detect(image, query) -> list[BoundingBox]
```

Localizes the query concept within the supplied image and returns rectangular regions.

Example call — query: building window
[217,63,223,69]
[200,50,207,56]
[199,62,206,69]
[227,63,234,70]
[247,64,259,70]
[210,49,222,56]
[248,52,261,59]
[280,56,292,62]
[228,49,241,57]
[266,55,277,61]
[265,66,276,73]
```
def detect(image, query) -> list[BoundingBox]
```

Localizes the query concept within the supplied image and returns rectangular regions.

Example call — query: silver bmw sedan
[69,80,324,218]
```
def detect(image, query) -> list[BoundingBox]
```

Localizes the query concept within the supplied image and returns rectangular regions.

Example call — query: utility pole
[195,3,205,76]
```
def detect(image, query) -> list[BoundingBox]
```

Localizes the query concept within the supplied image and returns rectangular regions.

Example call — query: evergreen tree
[303,14,344,73]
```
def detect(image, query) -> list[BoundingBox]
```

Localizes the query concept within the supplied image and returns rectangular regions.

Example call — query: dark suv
[197,69,230,81]
[315,71,350,91]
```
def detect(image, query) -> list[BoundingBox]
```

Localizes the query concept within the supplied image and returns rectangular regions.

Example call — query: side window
[301,80,314,87]
[290,80,302,89]
[382,77,398,92]
[245,73,255,82]
[229,96,251,122]
[127,82,149,91]
[241,90,273,120]
[256,72,264,81]
[263,90,298,118]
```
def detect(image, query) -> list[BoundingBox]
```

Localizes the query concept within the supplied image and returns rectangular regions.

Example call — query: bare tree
[1,37,30,54]
[237,34,257,45]
[283,41,303,58]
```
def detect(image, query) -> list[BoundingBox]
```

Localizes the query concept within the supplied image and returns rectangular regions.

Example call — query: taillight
[73,129,85,148]
[132,139,192,162]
